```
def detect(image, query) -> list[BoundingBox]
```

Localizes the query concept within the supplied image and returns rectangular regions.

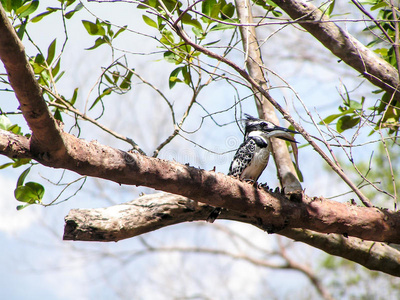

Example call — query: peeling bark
[64,192,400,277]
[1,129,400,243]
[0,1,400,277]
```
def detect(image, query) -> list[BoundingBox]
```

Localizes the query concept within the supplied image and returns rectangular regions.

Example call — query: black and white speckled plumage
[228,136,270,180]
[206,114,298,223]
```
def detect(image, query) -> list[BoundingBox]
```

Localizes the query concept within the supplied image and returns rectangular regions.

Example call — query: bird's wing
[228,138,257,177]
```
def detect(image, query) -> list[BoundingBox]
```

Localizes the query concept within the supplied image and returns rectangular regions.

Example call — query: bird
[206,114,299,223]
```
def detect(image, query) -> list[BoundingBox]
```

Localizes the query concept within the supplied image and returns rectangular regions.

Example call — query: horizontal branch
[1,129,399,243]
[64,192,400,277]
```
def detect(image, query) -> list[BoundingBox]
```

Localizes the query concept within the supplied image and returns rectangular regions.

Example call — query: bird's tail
[206,207,222,223]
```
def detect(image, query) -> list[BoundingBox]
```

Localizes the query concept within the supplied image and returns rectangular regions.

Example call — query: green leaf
[82,20,105,36]
[0,162,14,170]
[65,3,83,19]
[34,53,45,65]
[55,70,65,83]
[12,158,31,168]
[14,181,44,204]
[169,67,183,89]
[8,124,22,135]
[210,23,236,31]
[17,167,31,187]
[52,58,61,77]
[161,29,175,45]
[16,20,27,40]
[25,182,45,199]
[46,39,57,65]
[371,1,388,10]
[182,65,191,85]
[221,2,235,19]
[271,9,283,17]
[54,108,63,122]
[180,13,202,30]
[120,70,133,90]
[0,0,15,12]
[16,0,39,17]
[86,37,107,50]
[31,10,56,23]
[348,100,362,110]
[327,0,335,16]
[142,15,158,29]
[89,88,112,110]
[336,116,360,133]
[163,51,178,63]
[70,87,78,105]
[114,25,127,38]
[17,204,31,210]
[15,185,36,203]
[202,0,217,17]
[192,27,205,38]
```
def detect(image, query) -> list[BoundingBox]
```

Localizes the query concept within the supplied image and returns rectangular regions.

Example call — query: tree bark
[272,0,400,100]
[0,4,65,159]
[64,192,400,277]
[1,129,400,243]
[1,1,400,278]
[235,0,302,193]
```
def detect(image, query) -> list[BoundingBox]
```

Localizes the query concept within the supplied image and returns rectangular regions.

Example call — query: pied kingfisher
[206,114,299,223]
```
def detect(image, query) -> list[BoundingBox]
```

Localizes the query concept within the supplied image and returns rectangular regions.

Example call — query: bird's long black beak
[267,126,299,143]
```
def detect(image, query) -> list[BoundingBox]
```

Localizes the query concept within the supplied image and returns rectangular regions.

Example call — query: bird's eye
[262,123,269,129]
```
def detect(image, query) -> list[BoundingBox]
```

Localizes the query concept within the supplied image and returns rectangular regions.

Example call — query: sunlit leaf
[142,15,158,28]
[0,162,14,170]
[25,182,45,199]
[31,9,57,23]
[46,39,57,65]
[52,58,61,77]
[12,158,31,168]
[114,25,127,38]
[70,87,79,106]
[16,0,39,17]
[86,37,107,50]
[16,204,31,210]
[169,67,183,89]
[65,3,83,19]
[120,70,133,90]
[82,20,105,36]
[16,167,31,188]
[89,88,112,110]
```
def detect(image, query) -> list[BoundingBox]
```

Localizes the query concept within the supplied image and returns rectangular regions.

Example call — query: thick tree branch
[0,4,65,158]
[272,0,400,100]
[1,130,399,243]
[159,1,372,206]
[63,192,400,277]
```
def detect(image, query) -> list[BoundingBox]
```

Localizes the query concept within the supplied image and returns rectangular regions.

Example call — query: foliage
[321,0,400,135]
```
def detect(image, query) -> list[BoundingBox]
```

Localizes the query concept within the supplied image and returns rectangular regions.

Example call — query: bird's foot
[243,179,257,186]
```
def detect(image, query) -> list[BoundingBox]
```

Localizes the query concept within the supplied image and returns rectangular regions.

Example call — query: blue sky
[0,1,395,299]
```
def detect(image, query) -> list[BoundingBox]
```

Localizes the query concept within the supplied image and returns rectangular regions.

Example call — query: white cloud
[0,174,41,234]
